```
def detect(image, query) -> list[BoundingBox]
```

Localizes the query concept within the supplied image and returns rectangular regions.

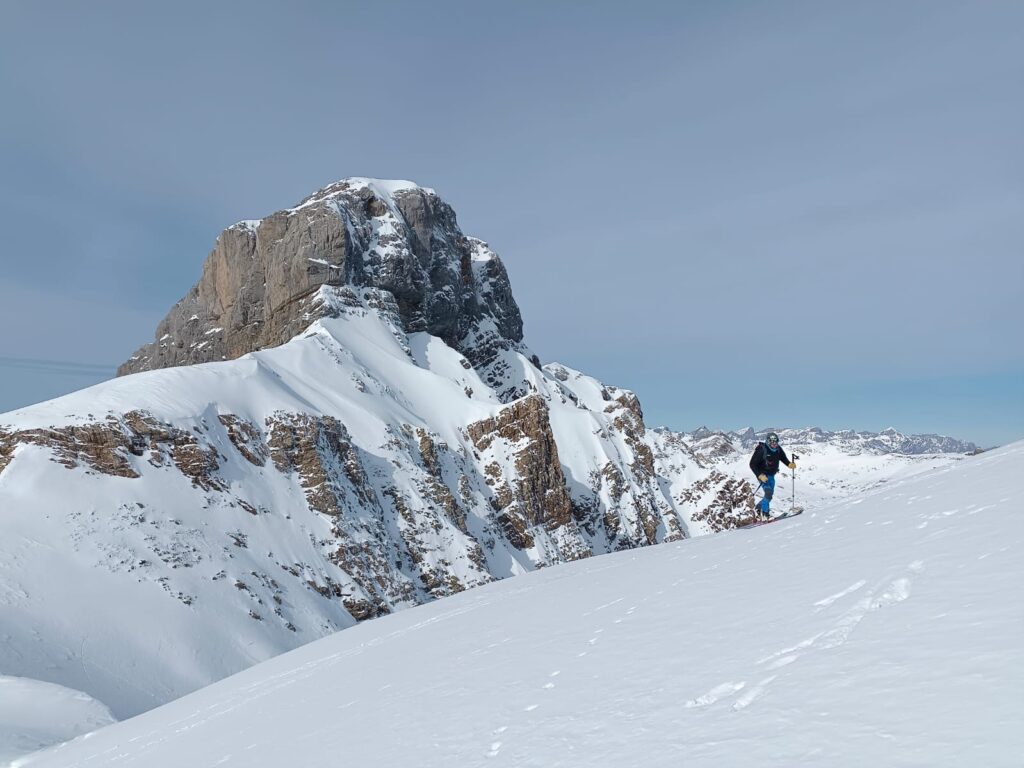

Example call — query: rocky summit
[118,178,526,399]
[0,178,975,724]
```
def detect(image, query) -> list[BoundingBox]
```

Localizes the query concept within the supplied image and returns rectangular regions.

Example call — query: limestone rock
[118,179,524,385]
[467,395,574,545]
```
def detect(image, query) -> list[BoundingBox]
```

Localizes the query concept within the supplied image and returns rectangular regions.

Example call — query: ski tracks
[813,579,867,610]
[685,561,924,714]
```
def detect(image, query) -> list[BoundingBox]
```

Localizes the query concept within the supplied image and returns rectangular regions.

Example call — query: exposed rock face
[118,179,524,382]
[608,392,656,481]
[262,411,496,613]
[0,421,140,479]
[267,413,373,514]
[678,471,757,530]
[0,412,225,489]
[218,415,268,466]
[467,395,574,536]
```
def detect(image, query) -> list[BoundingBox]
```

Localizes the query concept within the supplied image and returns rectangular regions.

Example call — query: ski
[737,508,804,529]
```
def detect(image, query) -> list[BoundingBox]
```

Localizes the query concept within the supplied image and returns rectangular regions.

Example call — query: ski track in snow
[813,580,867,609]
[685,682,747,709]
[732,676,776,711]
[687,558,926,714]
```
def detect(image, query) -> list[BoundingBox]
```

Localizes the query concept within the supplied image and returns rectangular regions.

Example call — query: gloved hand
[758,474,768,483]
[788,462,796,470]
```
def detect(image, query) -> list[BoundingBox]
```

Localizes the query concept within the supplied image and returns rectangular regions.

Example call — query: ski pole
[751,478,764,518]
[791,453,799,512]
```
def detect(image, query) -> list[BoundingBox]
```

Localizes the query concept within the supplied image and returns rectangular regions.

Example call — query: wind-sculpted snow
[18,443,1024,768]
[0,677,114,765]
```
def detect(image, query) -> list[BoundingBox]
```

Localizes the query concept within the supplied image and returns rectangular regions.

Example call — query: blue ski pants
[758,475,775,515]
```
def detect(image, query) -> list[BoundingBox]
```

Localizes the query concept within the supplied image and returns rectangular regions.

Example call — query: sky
[0,0,1020,446]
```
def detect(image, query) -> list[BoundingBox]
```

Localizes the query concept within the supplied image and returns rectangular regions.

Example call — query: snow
[286,177,435,214]
[15,442,1023,768]
[1,291,492,438]
[716,442,962,511]
[0,280,995,765]
[0,677,114,766]
[0,284,978,761]
[353,177,434,197]
[227,219,261,232]
[0,287,553,746]
[468,235,499,263]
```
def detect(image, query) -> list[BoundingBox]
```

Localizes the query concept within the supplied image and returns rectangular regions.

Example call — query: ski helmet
[766,432,779,447]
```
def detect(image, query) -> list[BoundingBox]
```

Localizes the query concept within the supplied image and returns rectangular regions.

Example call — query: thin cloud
[0,356,115,377]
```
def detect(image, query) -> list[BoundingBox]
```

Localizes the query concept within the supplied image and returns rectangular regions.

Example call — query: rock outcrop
[467,395,575,551]
[118,179,524,384]
[0,411,225,489]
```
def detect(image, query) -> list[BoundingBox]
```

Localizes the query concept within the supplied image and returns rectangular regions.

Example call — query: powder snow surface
[0,678,113,766]
[18,442,1023,767]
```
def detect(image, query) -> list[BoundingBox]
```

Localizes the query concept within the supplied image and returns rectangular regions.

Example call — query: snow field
[18,442,1023,768]
[0,678,114,766]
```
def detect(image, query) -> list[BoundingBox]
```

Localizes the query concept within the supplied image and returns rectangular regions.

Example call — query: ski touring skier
[749,431,796,520]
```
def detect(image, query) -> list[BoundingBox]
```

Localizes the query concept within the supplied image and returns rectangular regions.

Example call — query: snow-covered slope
[0,285,697,724]
[674,425,970,511]
[19,442,1023,768]
[0,179,978,762]
[0,678,113,767]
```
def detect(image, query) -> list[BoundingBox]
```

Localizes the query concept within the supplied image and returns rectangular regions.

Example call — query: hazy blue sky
[1,1,1021,446]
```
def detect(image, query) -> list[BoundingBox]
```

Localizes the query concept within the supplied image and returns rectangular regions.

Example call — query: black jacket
[749,442,791,478]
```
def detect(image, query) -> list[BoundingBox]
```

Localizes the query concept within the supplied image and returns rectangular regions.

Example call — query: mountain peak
[293,177,435,208]
[118,178,523,393]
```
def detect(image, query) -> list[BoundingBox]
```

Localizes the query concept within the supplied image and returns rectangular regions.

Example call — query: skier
[749,432,796,519]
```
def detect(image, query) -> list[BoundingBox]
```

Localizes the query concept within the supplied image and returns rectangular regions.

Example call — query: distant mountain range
[679,426,978,458]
